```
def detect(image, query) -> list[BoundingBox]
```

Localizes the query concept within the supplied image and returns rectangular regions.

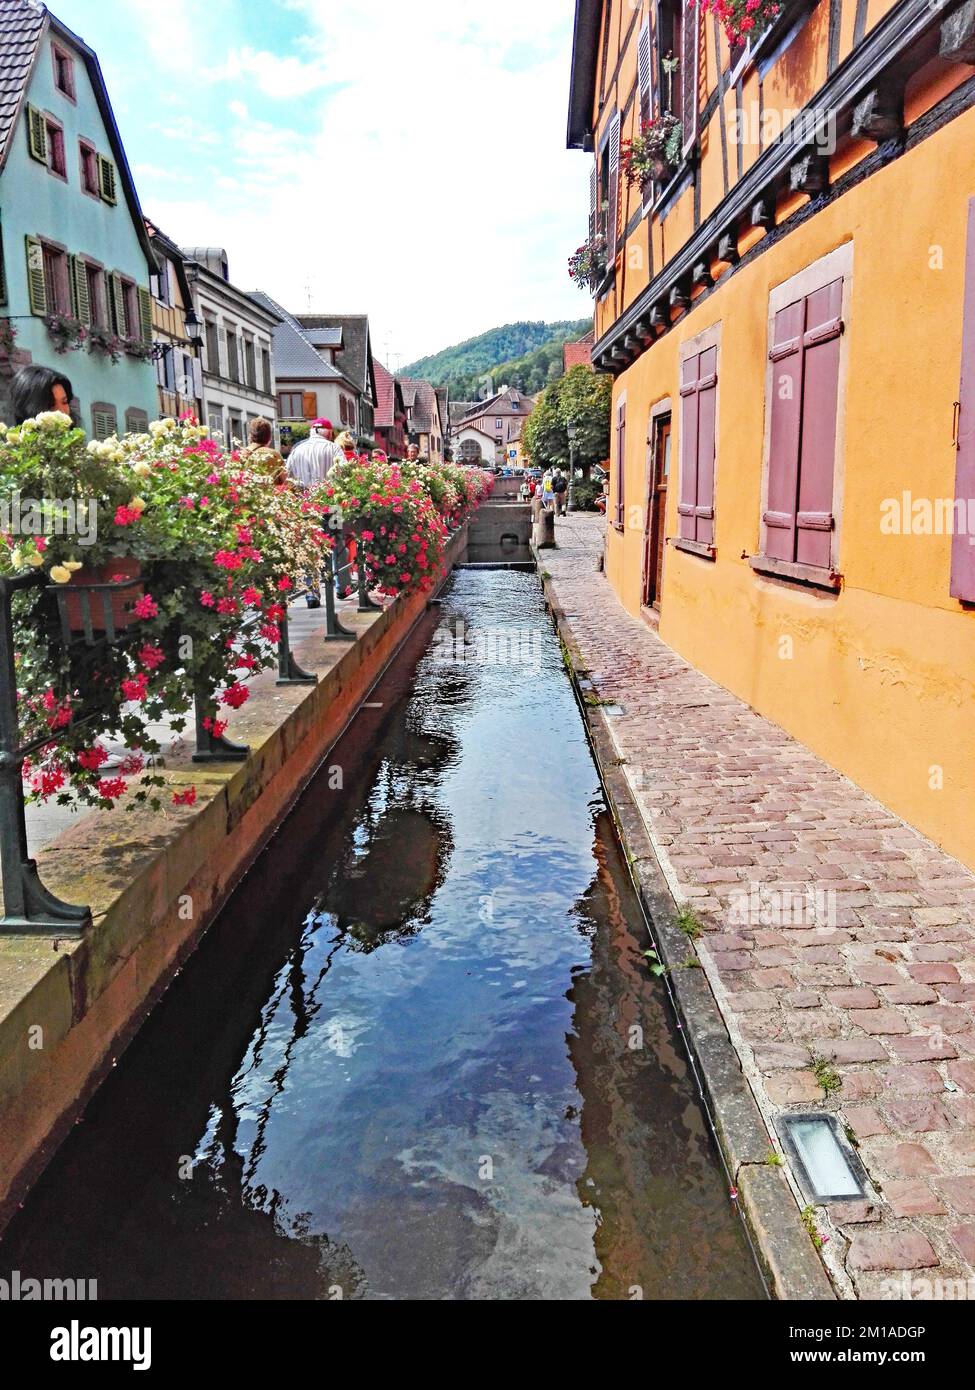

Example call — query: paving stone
[908,963,962,985]
[884,1181,947,1218]
[786,990,821,1009]
[810,1038,888,1063]
[876,1143,938,1176]
[858,963,905,986]
[766,1071,825,1104]
[848,1008,910,1035]
[938,1177,975,1215]
[883,1097,951,1132]
[752,1042,811,1070]
[888,1036,959,1062]
[884,985,938,1006]
[842,1105,888,1139]
[847,1231,939,1272]
[947,1061,975,1094]
[949,1226,975,1264]
[726,990,780,1013]
[880,1064,946,1094]
[829,1199,880,1226]
[827,988,880,1009]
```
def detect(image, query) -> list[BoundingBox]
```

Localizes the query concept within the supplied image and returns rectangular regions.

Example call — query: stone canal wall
[0,528,468,1234]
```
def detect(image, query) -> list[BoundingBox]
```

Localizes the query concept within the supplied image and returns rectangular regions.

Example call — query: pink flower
[121,672,149,703]
[242,587,262,608]
[114,506,140,527]
[276,576,294,593]
[97,777,128,802]
[217,597,239,616]
[78,745,109,771]
[139,644,165,671]
[221,681,250,710]
[133,594,158,620]
[172,787,198,807]
[200,591,216,609]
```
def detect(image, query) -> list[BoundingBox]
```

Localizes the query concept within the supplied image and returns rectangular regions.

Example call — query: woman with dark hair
[10,365,74,425]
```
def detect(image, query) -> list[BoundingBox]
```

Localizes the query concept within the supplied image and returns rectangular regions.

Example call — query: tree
[522,365,611,477]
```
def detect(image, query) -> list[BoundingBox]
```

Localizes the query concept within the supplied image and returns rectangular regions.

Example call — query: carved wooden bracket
[851,84,904,141]
[940,0,975,62]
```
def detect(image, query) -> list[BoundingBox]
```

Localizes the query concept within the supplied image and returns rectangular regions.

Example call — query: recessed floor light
[777,1113,870,1204]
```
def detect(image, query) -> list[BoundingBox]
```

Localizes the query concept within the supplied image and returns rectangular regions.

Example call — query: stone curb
[541,563,835,1302]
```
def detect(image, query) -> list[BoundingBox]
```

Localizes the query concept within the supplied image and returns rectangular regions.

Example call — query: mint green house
[0,0,158,435]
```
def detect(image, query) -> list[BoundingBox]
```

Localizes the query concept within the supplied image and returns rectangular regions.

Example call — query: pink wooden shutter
[679,353,700,541]
[615,400,626,528]
[763,299,805,562]
[679,348,718,544]
[795,279,842,569]
[951,197,975,601]
[695,345,718,546]
[607,113,621,261]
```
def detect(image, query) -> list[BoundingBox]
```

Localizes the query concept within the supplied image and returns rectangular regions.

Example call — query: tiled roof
[563,330,595,371]
[304,327,342,349]
[297,314,371,395]
[249,291,347,383]
[373,359,397,428]
[397,377,419,409]
[397,377,441,435]
[0,0,44,172]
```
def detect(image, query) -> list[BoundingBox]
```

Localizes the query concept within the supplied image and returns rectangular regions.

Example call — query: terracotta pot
[62,557,144,634]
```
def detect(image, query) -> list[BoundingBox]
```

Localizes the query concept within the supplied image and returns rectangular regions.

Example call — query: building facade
[373,358,408,457]
[182,248,278,444]
[454,386,534,466]
[296,314,377,439]
[397,377,446,464]
[249,290,357,439]
[568,0,975,869]
[0,0,158,434]
[146,220,201,423]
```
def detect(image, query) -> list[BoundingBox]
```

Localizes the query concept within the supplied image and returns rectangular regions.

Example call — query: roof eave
[567,0,600,152]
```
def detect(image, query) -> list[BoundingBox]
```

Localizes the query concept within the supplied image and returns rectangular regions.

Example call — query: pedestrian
[542,470,555,511]
[553,468,569,516]
[286,419,338,490]
[10,365,74,425]
[405,444,420,463]
[240,418,287,483]
[518,477,531,503]
[335,431,358,461]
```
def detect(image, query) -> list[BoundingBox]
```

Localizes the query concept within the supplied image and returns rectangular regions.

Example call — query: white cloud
[133,0,592,362]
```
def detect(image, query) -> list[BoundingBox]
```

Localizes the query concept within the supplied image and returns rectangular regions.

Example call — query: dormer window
[52,44,76,101]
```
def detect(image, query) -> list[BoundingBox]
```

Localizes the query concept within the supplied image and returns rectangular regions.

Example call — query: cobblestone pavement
[545,512,975,1300]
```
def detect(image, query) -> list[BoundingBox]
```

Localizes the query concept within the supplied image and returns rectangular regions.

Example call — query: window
[658,2,684,127]
[756,244,852,588]
[228,415,243,443]
[638,18,653,127]
[85,262,106,327]
[152,261,173,307]
[121,279,139,340]
[261,347,272,395]
[125,408,149,434]
[207,407,224,437]
[52,43,76,99]
[244,337,256,388]
[677,326,720,556]
[613,398,627,530]
[91,402,118,440]
[42,242,71,315]
[79,140,99,197]
[226,330,240,382]
[205,319,220,373]
[46,118,66,178]
[278,392,304,418]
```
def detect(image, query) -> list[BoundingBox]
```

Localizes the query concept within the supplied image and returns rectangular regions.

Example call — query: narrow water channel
[1,570,765,1301]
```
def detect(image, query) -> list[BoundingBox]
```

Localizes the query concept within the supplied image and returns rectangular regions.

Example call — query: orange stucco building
[568,0,975,869]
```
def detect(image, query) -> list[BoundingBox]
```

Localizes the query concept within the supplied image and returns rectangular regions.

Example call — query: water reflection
[1,573,764,1301]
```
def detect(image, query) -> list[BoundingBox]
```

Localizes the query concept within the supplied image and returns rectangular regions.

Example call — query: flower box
[62,557,144,634]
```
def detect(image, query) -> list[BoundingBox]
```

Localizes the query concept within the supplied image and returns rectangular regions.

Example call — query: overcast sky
[55,0,593,366]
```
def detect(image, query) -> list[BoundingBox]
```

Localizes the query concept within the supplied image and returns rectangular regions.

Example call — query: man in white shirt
[286,419,338,490]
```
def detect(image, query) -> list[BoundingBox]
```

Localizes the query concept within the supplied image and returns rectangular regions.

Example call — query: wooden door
[643,414,671,610]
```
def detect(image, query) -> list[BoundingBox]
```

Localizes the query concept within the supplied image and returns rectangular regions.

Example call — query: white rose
[132,461,152,478]
[49,566,72,584]
[26,552,45,568]
[10,549,24,569]
[36,411,71,431]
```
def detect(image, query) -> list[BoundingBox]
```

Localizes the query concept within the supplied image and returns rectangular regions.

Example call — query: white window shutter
[589,166,597,241]
[682,2,701,158]
[638,19,652,126]
[608,112,621,260]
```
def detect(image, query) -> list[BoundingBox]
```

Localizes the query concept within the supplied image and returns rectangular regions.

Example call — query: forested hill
[402,319,591,397]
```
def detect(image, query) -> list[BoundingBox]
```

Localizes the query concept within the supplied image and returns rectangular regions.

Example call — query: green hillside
[403,319,591,397]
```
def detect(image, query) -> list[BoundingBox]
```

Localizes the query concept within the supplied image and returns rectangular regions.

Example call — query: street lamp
[183,309,204,419]
[566,419,578,514]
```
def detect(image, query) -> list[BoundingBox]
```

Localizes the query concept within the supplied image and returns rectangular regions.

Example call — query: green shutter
[138,286,153,345]
[27,106,47,163]
[109,271,125,335]
[98,155,117,205]
[91,405,117,441]
[25,235,47,316]
[71,256,91,326]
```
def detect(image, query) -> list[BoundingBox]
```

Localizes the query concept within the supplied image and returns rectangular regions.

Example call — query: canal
[0,569,765,1301]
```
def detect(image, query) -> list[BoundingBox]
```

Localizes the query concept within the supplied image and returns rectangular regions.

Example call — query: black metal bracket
[192,691,250,764]
[276,612,318,687]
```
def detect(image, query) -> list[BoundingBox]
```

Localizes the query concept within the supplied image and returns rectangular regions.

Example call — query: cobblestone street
[546,513,975,1299]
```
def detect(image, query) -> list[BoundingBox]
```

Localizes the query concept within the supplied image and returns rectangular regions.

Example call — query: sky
[54,0,594,367]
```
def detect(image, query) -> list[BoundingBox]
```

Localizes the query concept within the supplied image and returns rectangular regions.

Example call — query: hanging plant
[87,324,126,363]
[621,113,684,188]
[699,0,784,48]
[0,318,17,355]
[122,335,154,362]
[44,313,86,354]
[568,232,608,293]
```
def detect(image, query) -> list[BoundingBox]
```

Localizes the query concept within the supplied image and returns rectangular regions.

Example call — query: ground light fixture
[777,1112,871,1204]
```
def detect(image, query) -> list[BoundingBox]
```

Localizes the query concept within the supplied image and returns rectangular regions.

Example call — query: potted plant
[568,232,608,293]
[123,336,154,362]
[621,112,684,189]
[700,0,784,47]
[87,324,125,363]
